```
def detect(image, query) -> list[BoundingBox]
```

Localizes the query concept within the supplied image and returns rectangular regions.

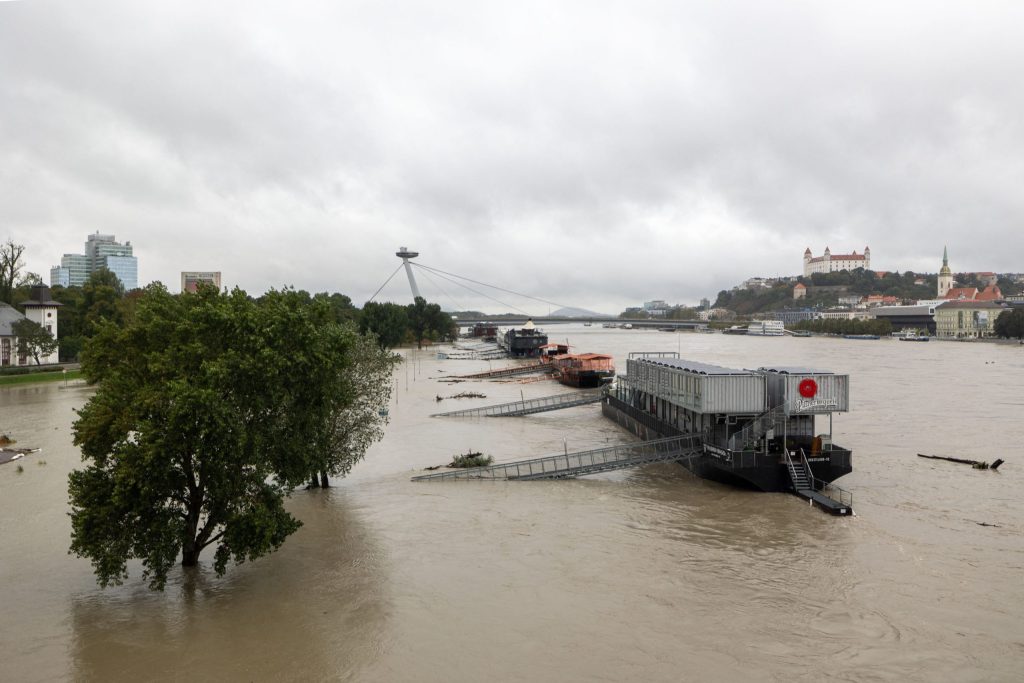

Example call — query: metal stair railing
[728,403,789,451]
[799,449,853,508]
[411,434,705,481]
[432,389,605,418]
[783,450,811,491]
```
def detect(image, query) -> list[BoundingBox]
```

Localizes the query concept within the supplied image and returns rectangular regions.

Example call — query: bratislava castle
[803,246,870,276]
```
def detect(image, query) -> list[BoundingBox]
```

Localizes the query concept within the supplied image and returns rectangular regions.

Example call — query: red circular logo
[799,378,818,398]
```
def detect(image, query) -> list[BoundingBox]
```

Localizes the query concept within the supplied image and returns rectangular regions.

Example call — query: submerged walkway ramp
[431,390,604,417]
[456,362,555,379]
[412,434,704,481]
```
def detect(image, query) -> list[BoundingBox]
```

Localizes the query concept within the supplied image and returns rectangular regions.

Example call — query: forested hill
[714,270,940,315]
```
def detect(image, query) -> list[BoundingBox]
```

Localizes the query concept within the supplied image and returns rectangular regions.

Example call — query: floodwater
[2,327,1023,682]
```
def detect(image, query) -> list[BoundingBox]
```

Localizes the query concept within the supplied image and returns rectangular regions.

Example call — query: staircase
[784,451,813,493]
[784,450,854,516]
[728,403,789,451]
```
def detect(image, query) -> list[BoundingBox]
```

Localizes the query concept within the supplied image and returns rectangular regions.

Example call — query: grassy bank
[0,370,84,387]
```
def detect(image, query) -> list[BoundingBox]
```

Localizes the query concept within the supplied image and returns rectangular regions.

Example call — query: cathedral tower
[937,246,953,298]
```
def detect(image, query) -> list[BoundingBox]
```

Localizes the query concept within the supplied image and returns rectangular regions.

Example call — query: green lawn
[0,370,84,386]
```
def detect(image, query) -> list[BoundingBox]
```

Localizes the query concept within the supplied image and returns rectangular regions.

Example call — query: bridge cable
[412,266,464,312]
[366,263,404,303]
[414,262,576,312]
[412,263,531,315]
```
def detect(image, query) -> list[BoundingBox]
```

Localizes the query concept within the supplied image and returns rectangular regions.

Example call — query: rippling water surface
[2,328,1023,681]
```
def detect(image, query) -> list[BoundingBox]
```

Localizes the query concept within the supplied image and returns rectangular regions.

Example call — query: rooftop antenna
[396,246,422,301]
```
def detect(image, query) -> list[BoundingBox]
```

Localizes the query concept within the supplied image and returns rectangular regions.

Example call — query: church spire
[937,245,953,297]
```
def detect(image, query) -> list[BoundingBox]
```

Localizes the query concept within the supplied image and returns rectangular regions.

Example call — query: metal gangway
[456,362,556,379]
[411,434,704,481]
[431,389,604,417]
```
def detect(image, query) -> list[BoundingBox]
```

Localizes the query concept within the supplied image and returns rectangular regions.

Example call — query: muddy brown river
[2,328,1023,681]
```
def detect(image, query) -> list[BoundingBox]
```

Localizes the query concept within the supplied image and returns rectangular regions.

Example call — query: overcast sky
[2,1,1022,314]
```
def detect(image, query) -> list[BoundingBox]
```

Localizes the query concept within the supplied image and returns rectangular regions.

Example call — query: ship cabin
[610,353,851,490]
[500,319,549,358]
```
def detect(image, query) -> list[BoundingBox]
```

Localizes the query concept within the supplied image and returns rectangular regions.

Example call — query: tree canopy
[994,307,1024,339]
[68,285,395,589]
[11,318,58,365]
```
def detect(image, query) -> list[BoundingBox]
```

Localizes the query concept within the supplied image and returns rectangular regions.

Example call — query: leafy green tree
[406,296,456,348]
[994,307,1024,339]
[80,268,125,335]
[11,318,58,365]
[316,292,359,324]
[307,331,398,487]
[68,285,368,589]
[359,301,409,349]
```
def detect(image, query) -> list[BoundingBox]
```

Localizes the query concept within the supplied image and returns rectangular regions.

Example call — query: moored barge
[602,352,853,512]
[549,353,615,388]
[500,319,548,358]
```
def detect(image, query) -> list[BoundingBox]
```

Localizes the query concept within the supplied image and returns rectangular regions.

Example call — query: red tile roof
[943,287,978,300]
[976,285,1003,301]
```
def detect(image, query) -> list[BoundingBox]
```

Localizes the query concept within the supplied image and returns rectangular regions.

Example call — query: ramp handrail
[432,390,604,417]
[412,434,704,481]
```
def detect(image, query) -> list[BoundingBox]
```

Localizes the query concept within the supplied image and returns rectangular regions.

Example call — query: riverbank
[0,369,84,387]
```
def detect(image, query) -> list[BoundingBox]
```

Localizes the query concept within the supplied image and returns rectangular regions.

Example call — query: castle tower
[864,246,871,270]
[395,247,422,302]
[937,246,953,298]
[20,284,62,365]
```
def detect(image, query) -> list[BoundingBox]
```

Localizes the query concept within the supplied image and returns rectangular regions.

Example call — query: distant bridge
[455,317,708,330]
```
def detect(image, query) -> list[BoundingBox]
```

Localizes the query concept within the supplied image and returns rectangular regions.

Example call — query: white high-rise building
[49,233,138,290]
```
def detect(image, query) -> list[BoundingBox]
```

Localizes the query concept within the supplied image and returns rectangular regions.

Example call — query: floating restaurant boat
[499,319,548,358]
[893,329,930,342]
[602,352,853,512]
[842,334,880,340]
[746,320,785,336]
[722,325,748,335]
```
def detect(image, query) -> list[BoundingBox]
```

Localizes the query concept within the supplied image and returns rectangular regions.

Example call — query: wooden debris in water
[917,453,1005,470]
[435,391,487,402]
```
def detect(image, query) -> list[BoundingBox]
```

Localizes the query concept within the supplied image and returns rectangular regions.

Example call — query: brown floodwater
[2,328,1023,682]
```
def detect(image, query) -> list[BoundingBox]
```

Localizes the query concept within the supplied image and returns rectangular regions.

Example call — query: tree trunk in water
[308,474,320,489]
[319,471,330,488]
[182,546,200,567]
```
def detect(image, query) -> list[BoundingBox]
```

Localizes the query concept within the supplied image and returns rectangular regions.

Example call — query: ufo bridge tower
[396,247,422,301]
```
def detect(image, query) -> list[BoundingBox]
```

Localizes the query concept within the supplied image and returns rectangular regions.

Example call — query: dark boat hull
[557,370,615,389]
[601,400,852,493]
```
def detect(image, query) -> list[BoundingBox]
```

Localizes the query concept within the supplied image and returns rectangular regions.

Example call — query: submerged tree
[68,284,383,589]
[307,330,398,488]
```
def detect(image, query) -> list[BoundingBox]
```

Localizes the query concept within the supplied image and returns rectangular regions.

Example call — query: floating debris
[448,451,494,468]
[917,453,1004,470]
[436,391,487,401]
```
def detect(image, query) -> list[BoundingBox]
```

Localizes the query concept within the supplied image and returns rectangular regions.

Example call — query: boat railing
[604,394,685,437]
[799,449,853,508]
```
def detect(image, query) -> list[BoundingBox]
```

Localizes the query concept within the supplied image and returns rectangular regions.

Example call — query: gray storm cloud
[2,0,1022,313]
